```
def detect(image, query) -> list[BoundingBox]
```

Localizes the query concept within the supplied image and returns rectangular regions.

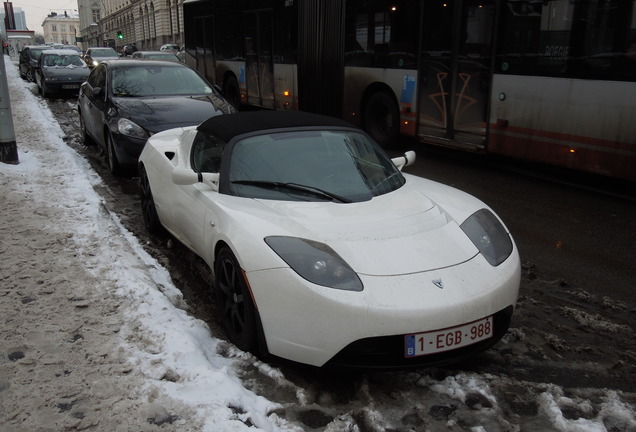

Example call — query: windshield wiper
[232,180,352,203]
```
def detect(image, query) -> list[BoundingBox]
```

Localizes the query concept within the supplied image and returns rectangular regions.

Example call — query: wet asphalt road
[394,143,636,307]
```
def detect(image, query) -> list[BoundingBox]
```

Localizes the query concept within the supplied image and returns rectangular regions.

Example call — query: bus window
[344,0,418,69]
[215,11,243,61]
[497,0,636,82]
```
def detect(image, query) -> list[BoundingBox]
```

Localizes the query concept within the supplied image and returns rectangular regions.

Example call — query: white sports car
[138,111,520,368]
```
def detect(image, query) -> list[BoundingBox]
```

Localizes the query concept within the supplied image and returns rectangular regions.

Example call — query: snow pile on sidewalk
[0,55,298,432]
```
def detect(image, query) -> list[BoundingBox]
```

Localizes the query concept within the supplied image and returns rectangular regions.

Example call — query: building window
[92,9,101,23]
[52,25,57,31]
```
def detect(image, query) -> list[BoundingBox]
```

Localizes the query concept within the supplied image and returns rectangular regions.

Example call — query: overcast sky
[12,0,78,33]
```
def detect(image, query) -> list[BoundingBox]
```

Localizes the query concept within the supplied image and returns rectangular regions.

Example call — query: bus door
[244,10,275,109]
[418,0,495,149]
[193,16,215,83]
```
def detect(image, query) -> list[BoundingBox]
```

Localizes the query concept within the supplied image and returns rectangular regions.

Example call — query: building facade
[78,0,184,52]
[1,6,27,30]
[42,11,80,46]
[77,0,102,50]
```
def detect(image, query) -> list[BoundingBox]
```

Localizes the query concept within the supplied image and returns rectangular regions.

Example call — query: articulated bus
[182,0,636,182]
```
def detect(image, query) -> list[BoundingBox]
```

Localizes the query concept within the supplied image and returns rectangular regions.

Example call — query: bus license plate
[404,316,493,358]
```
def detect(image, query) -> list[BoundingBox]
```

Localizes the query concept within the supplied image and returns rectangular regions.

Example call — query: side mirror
[172,168,219,191]
[392,150,416,171]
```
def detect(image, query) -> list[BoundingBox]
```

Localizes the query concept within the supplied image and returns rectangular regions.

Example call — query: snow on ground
[1,55,634,431]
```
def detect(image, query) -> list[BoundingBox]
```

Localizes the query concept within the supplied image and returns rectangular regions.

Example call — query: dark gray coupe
[35,49,90,98]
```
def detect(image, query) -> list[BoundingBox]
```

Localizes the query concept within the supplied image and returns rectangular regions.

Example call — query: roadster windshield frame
[225,129,405,203]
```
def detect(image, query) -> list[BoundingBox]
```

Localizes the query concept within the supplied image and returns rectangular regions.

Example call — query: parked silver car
[83,47,119,68]
[160,44,180,54]
[131,51,180,62]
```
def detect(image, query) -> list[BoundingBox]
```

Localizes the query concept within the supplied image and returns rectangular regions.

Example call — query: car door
[167,130,223,255]
[79,64,108,146]
[34,55,43,89]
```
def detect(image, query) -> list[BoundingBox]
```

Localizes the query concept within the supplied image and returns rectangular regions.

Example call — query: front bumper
[247,249,521,367]
[42,80,85,94]
[110,132,147,170]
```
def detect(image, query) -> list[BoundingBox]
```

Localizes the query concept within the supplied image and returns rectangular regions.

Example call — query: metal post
[0,54,18,164]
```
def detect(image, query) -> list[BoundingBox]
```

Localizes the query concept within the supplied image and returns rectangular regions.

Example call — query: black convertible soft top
[197,110,357,142]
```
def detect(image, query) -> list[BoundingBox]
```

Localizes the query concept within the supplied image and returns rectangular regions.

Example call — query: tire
[105,132,123,176]
[223,75,240,109]
[40,83,48,99]
[139,165,162,234]
[78,111,94,146]
[26,68,34,82]
[214,247,258,352]
[363,91,400,148]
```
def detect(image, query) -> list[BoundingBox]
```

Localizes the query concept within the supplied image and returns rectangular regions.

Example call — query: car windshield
[111,64,214,96]
[228,130,405,202]
[145,53,179,61]
[91,48,117,57]
[43,54,84,67]
[30,48,49,59]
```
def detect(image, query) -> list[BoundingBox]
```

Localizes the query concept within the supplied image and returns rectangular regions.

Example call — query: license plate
[404,316,493,358]
[62,84,79,89]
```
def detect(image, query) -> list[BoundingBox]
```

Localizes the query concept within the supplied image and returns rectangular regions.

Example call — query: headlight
[460,209,513,266]
[265,236,363,291]
[117,118,148,139]
[92,60,99,66]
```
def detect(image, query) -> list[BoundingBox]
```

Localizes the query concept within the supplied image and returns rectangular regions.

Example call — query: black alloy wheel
[214,247,257,352]
[363,91,400,148]
[26,68,34,82]
[105,132,122,176]
[139,165,162,234]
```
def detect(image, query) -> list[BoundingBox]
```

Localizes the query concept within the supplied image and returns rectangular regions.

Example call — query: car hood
[235,178,485,276]
[41,65,90,79]
[114,95,235,133]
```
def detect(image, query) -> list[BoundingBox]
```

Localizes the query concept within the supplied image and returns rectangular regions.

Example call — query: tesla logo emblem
[433,279,444,289]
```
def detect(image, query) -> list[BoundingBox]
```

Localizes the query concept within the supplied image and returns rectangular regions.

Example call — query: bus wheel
[223,76,241,109]
[363,91,399,148]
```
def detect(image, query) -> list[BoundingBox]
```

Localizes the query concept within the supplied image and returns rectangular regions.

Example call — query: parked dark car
[83,47,119,68]
[122,45,138,56]
[131,51,180,62]
[35,49,90,98]
[19,45,51,82]
[77,60,236,175]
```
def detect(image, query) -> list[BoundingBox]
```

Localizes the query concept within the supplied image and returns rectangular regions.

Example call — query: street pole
[0,54,18,164]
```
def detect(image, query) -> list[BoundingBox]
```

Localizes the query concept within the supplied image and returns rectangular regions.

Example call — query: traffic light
[117,31,123,40]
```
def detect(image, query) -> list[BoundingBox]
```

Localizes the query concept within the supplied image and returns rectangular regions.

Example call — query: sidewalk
[0,55,292,432]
